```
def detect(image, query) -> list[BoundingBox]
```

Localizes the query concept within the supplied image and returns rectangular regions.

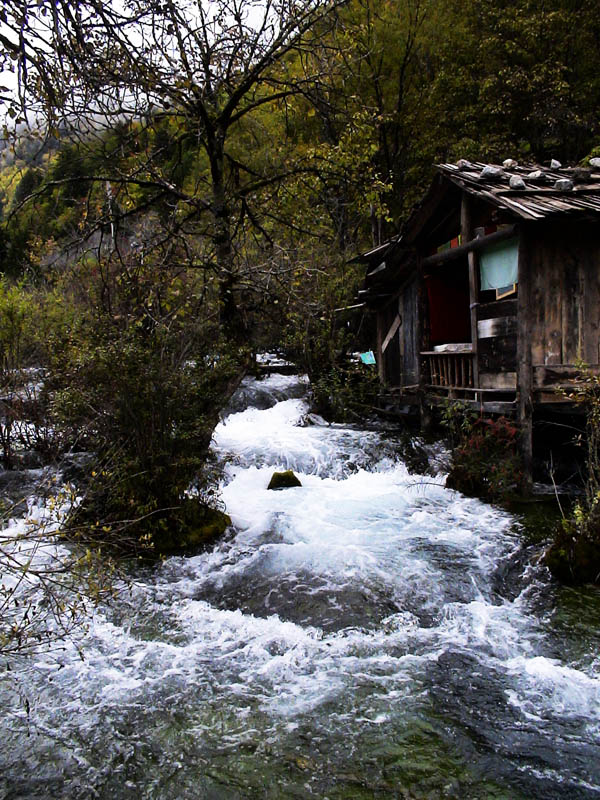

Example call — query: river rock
[267,469,302,489]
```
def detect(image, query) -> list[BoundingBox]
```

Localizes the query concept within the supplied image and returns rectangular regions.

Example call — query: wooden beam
[426,395,516,415]
[334,302,366,313]
[417,258,432,431]
[366,261,387,277]
[425,384,515,393]
[479,371,517,390]
[381,314,402,353]
[477,316,517,338]
[517,231,533,491]
[422,224,518,268]
[376,313,384,382]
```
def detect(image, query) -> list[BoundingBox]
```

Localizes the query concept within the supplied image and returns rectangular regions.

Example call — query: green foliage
[0,280,71,467]
[426,0,600,163]
[281,253,378,421]
[310,362,380,422]
[445,412,525,502]
[11,168,43,210]
[45,253,247,554]
[546,498,600,585]
[0,278,38,373]
[439,399,478,449]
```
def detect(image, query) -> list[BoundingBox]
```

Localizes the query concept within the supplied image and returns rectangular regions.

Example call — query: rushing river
[2,372,600,799]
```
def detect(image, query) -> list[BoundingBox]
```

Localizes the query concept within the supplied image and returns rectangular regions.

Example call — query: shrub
[282,262,378,422]
[445,414,525,501]
[44,253,248,554]
[309,361,379,421]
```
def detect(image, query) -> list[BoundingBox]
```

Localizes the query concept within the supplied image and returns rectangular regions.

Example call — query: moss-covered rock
[68,494,231,558]
[150,500,231,556]
[267,470,302,490]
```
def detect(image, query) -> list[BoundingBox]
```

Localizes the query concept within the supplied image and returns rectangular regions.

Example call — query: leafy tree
[2,0,347,338]
[11,167,43,209]
[274,0,436,247]
[425,0,600,163]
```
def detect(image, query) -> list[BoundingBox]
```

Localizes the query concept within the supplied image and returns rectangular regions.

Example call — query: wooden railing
[421,351,475,388]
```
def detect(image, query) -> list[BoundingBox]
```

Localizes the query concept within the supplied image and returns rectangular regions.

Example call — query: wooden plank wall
[378,280,419,388]
[528,222,600,371]
[477,298,517,388]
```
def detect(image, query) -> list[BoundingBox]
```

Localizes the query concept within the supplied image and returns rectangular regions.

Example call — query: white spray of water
[1,372,600,798]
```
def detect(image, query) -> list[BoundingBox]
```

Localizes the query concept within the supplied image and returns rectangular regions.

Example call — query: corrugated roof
[438,161,600,220]
[348,234,402,264]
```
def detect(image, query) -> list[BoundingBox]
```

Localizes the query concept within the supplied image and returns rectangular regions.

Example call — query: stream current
[2,372,600,799]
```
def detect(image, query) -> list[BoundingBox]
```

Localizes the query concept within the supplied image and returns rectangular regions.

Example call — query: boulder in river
[151,500,232,555]
[267,470,302,490]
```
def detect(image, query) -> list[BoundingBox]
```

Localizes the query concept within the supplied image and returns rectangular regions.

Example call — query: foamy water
[1,373,600,799]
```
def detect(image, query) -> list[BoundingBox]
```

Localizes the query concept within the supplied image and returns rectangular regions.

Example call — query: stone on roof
[437,160,600,220]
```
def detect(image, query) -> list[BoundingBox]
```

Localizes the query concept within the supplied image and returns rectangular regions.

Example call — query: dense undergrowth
[441,401,525,503]
[0,257,247,558]
[439,393,600,586]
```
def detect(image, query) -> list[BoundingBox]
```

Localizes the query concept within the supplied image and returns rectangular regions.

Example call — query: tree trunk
[210,139,246,343]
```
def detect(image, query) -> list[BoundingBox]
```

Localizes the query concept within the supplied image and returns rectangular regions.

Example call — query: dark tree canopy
[1,0,348,335]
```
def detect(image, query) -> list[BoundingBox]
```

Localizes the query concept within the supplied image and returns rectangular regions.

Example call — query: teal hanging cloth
[479,238,519,292]
[360,351,376,365]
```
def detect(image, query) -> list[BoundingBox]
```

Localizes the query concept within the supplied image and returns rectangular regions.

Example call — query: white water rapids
[1,372,600,799]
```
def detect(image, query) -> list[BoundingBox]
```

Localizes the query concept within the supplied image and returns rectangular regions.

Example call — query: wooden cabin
[356,160,600,474]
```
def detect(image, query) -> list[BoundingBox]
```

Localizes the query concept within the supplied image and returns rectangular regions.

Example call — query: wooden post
[376,312,385,383]
[517,230,533,492]
[417,258,432,430]
[460,194,480,393]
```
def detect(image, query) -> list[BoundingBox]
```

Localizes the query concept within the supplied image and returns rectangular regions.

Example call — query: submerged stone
[267,470,302,490]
